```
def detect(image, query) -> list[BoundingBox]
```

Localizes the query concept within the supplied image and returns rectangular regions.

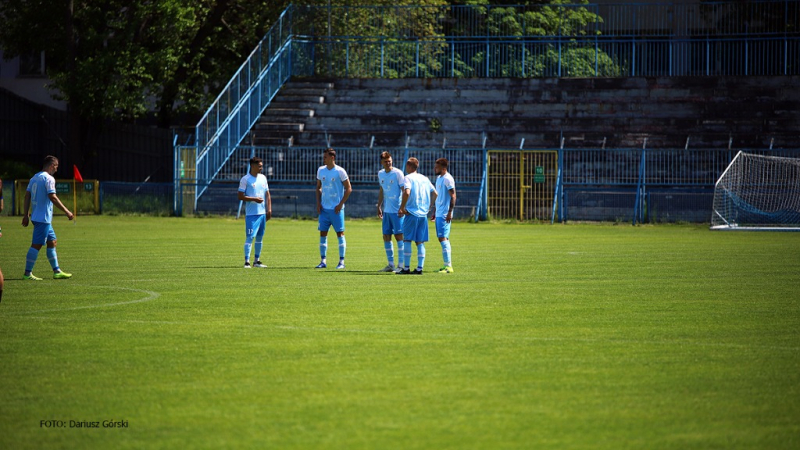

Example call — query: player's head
[435,158,448,175]
[43,155,59,174]
[406,157,419,174]
[380,151,393,171]
[249,156,263,174]
[324,148,336,166]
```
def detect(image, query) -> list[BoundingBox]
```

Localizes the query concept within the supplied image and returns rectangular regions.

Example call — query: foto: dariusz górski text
[40,420,129,428]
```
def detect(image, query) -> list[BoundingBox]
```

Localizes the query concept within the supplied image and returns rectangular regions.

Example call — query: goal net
[711,151,800,230]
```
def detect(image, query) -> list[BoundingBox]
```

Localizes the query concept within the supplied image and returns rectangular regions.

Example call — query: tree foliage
[0,0,286,127]
[0,0,616,129]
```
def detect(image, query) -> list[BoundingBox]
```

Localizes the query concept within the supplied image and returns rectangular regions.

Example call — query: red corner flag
[73,165,84,183]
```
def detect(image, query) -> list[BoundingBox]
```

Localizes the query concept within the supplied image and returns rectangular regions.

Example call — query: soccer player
[315,148,352,270]
[432,158,456,273]
[238,156,271,268]
[21,155,74,280]
[397,157,437,274]
[376,151,405,272]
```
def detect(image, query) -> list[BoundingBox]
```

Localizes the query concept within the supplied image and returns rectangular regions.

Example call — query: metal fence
[186,146,486,186]
[292,1,800,78]
[172,145,800,224]
[293,35,800,79]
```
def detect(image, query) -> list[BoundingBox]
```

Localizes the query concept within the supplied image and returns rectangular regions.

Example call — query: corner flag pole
[73,165,84,224]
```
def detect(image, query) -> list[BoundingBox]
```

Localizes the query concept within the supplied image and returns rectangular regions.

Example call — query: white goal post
[711,151,800,231]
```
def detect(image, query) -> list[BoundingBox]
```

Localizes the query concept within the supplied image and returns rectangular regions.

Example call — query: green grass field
[0,216,798,449]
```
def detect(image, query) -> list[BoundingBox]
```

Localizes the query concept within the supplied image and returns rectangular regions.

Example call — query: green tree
[0,0,287,163]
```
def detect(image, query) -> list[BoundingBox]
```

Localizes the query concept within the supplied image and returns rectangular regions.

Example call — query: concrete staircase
[250,76,800,150]
[250,81,332,146]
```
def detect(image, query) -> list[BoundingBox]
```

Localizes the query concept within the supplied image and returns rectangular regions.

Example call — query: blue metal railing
[292,34,800,78]
[192,5,295,201]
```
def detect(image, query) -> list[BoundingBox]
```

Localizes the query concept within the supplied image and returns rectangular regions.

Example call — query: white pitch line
[16,286,160,314]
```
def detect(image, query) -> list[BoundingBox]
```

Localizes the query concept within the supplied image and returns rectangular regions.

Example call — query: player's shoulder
[40,171,55,184]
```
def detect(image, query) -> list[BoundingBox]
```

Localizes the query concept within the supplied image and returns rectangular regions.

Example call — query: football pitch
[0,216,798,449]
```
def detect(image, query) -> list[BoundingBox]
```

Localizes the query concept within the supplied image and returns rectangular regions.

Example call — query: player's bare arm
[315,180,323,214]
[265,190,272,220]
[238,191,264,204]
[377,187,384,218]
[335,179,352,214]
[21,191,31,227]
[447,188,456,222]
[49,193,74,220]
[398,188,410,217]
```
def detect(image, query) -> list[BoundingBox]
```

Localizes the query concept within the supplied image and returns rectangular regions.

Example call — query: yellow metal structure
[487,151,558,221]
[15,179,101,215]
[177,147,197,216]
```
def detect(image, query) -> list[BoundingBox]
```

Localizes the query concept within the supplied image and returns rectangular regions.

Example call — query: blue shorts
[245,214,267,240]
[382,213,404,236]
[435,217,451,239]
[402,215,429,243]
[318,208,345,233]
[31,221,57,246]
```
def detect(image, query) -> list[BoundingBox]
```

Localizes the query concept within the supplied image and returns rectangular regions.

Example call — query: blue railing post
[745,24,750,76]
[558,35,562,77]
[486,40,490,77]
[551,147,563,224]
[633,145,647,225]
[478,147,489,221]
[450,40,455,77]
[416,39,420,78]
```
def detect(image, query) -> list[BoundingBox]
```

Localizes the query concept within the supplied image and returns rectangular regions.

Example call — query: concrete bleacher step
[271,95,326,104]
[252,135,295,146]
[254,122,305,132]
[250,76,800,151]
[261,108,315,118]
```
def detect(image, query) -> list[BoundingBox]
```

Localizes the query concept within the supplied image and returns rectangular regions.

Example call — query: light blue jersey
[435,172,456,218]
[238,173,269,216]
[403,172,435,217]
[317,165,349,210]
[378,167,405,214]
[27,171,56,223]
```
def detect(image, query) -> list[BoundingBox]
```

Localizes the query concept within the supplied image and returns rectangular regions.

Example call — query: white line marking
[15,286,160,314]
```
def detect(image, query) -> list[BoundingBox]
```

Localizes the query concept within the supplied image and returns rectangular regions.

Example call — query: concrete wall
[255,76,800,151]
